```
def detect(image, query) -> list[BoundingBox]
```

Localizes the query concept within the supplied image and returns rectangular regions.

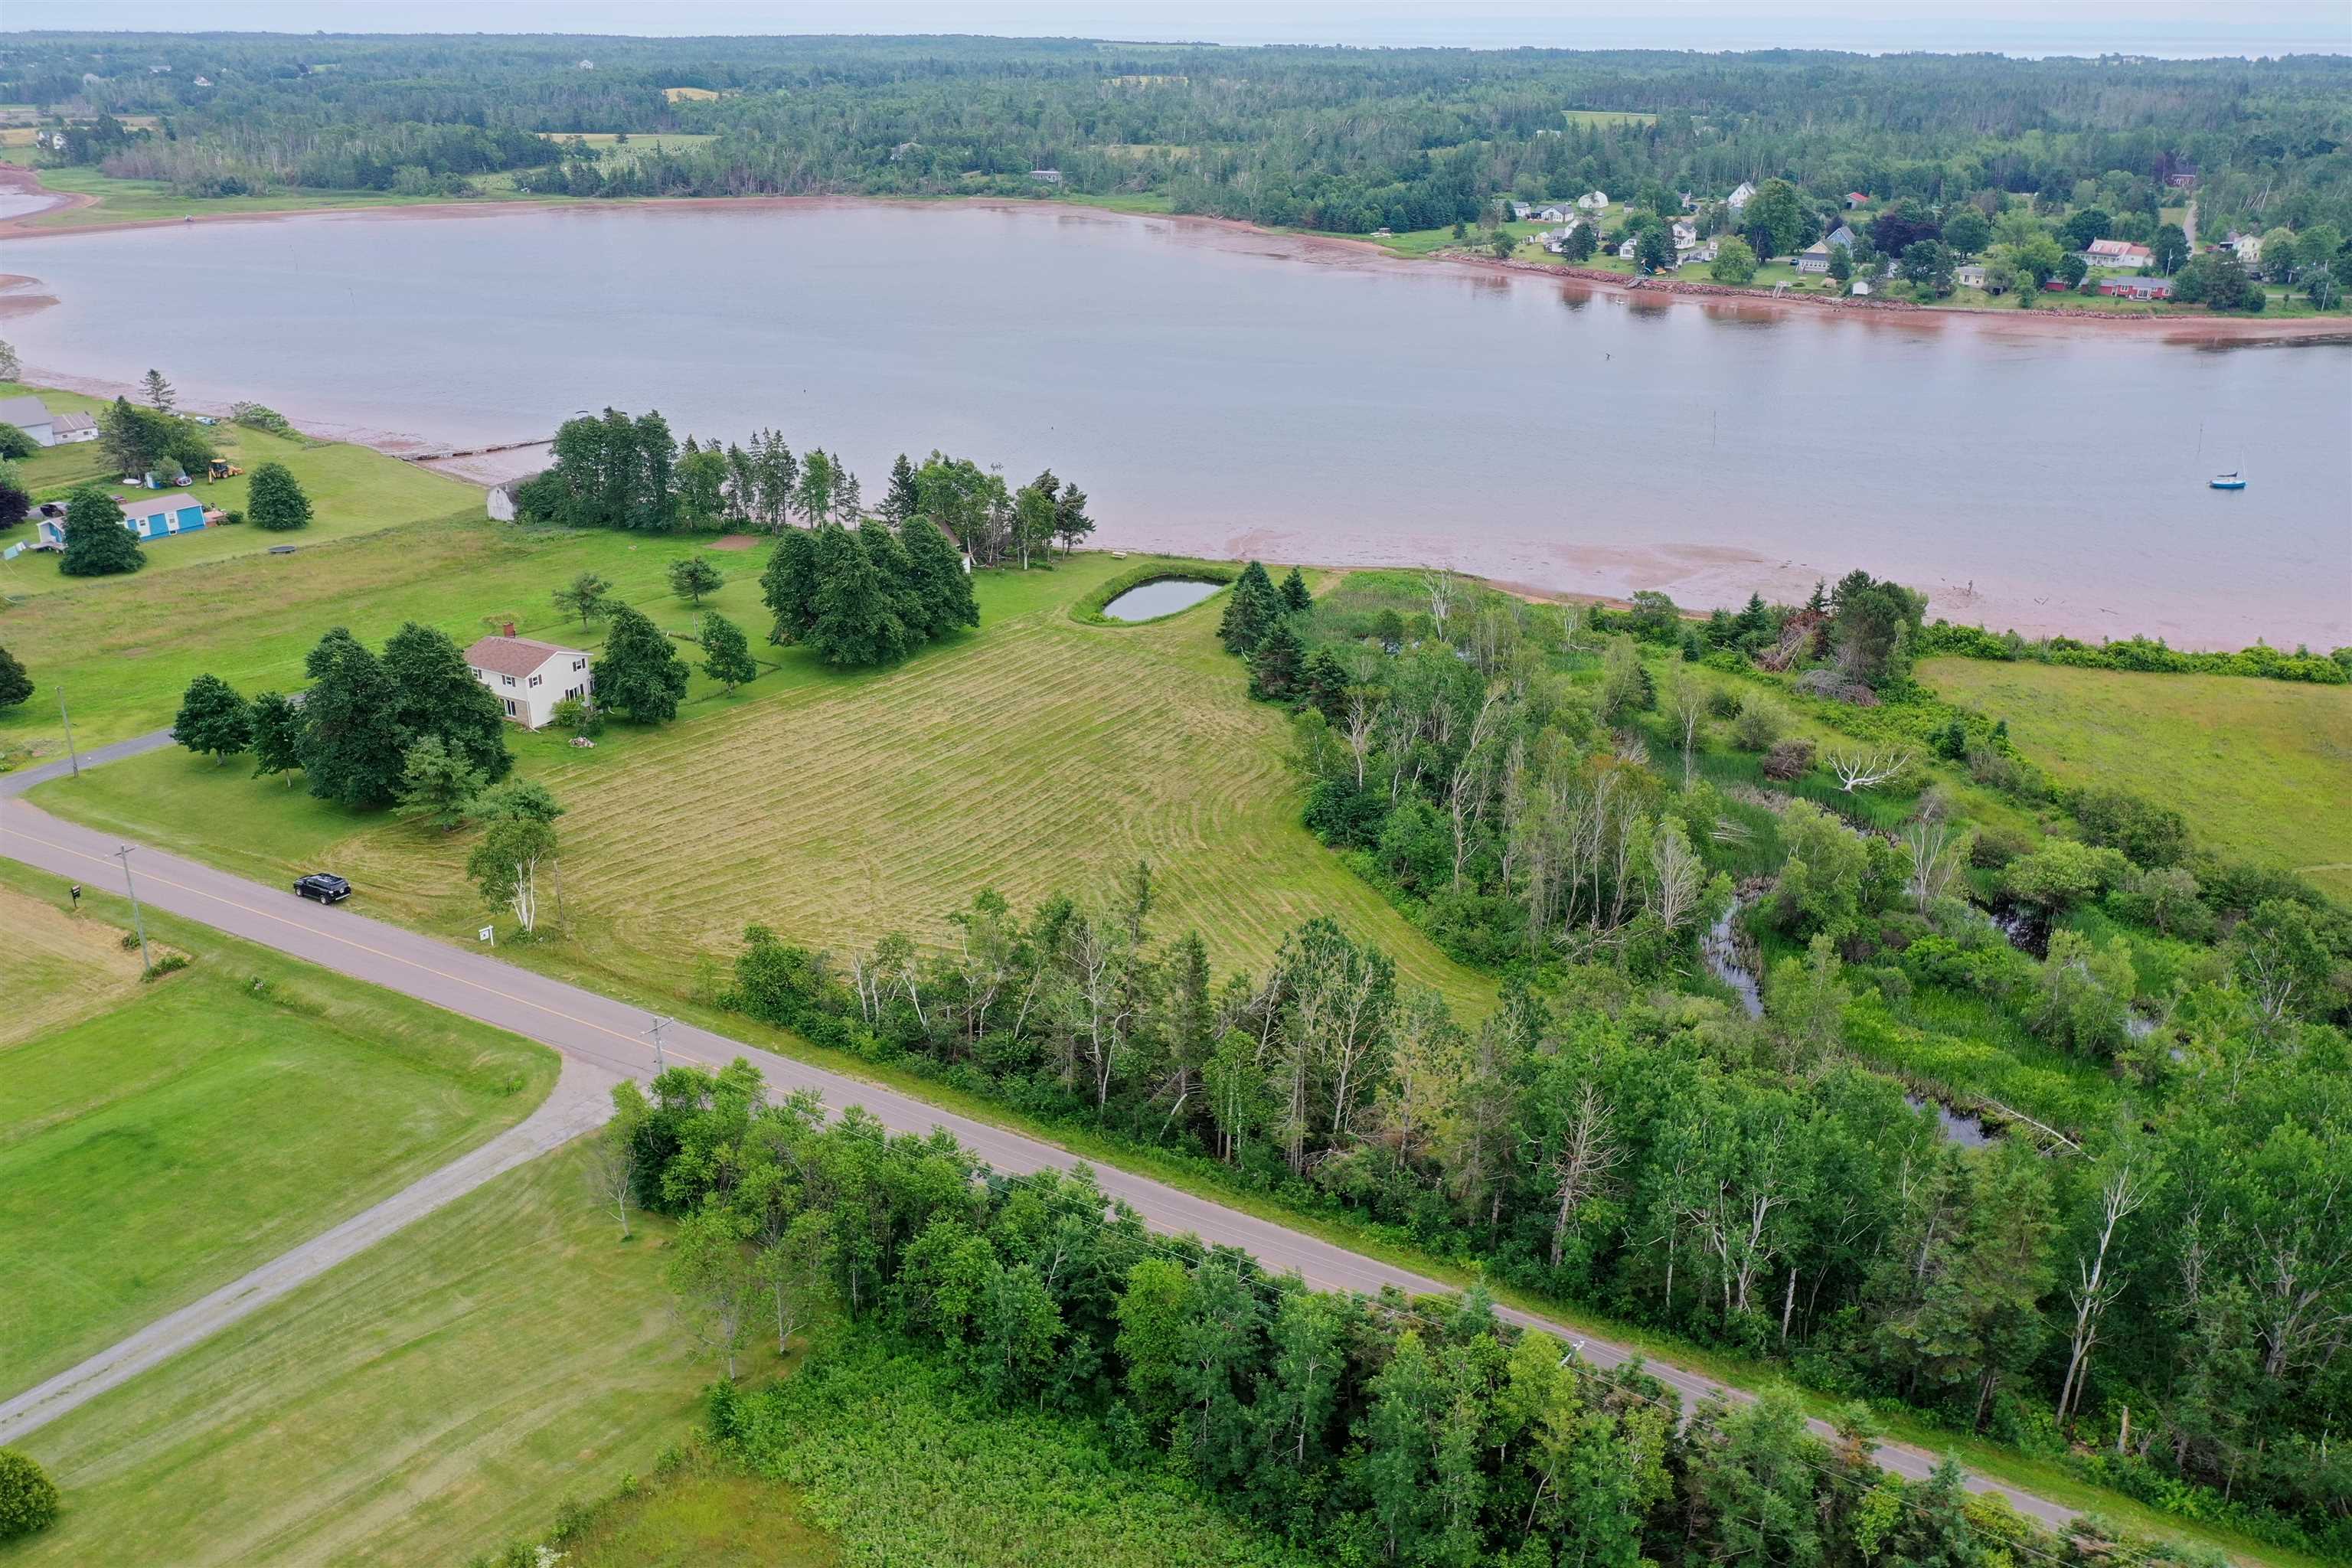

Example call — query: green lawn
[1922,658,2352,900]
[28,550,1491,1013]
[7,1138,705,1568]
[0,861,557,1391]
[0,510,726,760]
[0,381,484,598]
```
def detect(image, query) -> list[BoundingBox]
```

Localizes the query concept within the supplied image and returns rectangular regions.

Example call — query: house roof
[0,394,55,429]
[51,410,96,434]
[2085,238,2150,258]
[464,634,588,679]
[1826,225,1855,247]
[119,491,200,518]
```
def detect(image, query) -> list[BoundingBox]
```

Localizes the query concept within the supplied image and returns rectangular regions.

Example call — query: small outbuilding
[464,633,594,729]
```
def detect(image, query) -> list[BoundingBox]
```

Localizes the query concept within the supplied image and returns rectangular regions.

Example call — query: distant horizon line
[4,29,2347,61]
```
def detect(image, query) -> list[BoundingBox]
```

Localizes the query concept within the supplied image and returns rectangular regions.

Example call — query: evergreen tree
[881,453,921,524]
[381,621,512,782]
[246,461,313,531]
[58,484,144,577]
[1052,481,1095,556]
[597,603,691,723]
[632,410,679,531]
[393,734,487,830]
[0,642,31,710]
[141,368,175,412]
[805,523,908,667]
[700,610,757,693]
[1302,647,1350,722]
[760,526,822,644]
[901,515,978,638]
[247,690,304,784]
[173,672,251,763]
[1218,561,1281,654]
[299,627,407,808]
[1249,618,1307,703]
[1279,565,1312,612]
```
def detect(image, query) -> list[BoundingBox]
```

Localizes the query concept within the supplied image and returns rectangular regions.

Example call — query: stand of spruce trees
[760,517,977,667]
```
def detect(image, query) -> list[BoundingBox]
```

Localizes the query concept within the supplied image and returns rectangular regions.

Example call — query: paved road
[0,1056,619,1445]
[0,744,2076,1528]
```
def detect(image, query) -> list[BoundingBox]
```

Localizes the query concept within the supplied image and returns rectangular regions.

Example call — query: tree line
[511,410,1092,560]
[15,34,2347,246]
[609,1054,2241,1568]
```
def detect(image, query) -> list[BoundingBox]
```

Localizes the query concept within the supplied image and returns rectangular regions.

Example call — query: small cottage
[1954,263,1988,289]
[1795,240,1834,274]
[0,394,96,449]
[1726,181,1756,211]
[464,633,594,729]
[2098,276,2174,300]
[2083,238,2154,271]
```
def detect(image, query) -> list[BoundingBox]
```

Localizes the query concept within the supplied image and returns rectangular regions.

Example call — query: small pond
[1101,577,1225,622]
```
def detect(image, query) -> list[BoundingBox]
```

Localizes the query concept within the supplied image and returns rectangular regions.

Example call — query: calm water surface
[1102,577,1226,621]
[5,201,2347,645]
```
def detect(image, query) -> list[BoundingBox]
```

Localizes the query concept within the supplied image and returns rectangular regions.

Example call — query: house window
[501,675,516,686]
[505,699,518,717]
[528,675,541,688]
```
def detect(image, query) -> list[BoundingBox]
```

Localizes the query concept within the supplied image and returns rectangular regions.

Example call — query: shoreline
[5,163,2348,345]
[5,355,2319,652]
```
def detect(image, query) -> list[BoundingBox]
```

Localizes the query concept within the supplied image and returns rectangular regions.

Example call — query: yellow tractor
[207,459,244,482]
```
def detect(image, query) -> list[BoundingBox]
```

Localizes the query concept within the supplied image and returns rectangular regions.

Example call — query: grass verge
[0,859,557,1391]
[7,1138,701,1568]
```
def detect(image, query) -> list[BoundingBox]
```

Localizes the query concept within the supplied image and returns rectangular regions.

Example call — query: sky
[26,1,2352,59]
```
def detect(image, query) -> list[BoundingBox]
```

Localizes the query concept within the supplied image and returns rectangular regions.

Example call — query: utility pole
[58,686,80,778]
[645,1013,671,1073]
[115,844,152,974]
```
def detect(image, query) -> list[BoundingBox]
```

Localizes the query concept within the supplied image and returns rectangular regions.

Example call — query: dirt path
[0,1054,617,1443]
[0,739,2079,1530]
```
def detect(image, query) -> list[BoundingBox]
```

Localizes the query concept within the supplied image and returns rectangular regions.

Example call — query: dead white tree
[1828,747,1916,794]
[1542,1082,1624,1268]
[1902,816,1964,914]
[2056,1161,2150,1426]
[1423,566,1461,642]
[1664,668,1710,782]
[1342,691,1383,788]
[1646,818,1706,935]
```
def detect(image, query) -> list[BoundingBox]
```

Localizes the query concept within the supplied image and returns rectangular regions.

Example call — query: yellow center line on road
[8,819,712,1073]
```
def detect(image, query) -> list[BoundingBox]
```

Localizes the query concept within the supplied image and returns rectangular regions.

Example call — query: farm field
[30,549,1491,1011]
[0,381,483,596]
[0,875,148,1048]
[560,1465,838,1568]
[1922,658,2352,899]
[0,862,557,1390]
[7,1138,706,1568]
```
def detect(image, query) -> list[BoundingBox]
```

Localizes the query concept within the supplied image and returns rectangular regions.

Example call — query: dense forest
[5,33,2349,241]
[608,1063,2246,1568]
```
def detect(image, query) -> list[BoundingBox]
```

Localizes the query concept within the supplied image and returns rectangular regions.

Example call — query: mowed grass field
[0,508,722,759]
[33,549,1489,1012]
[9,1139,712,1568]
[1922,658,2352,900]
[0,880,148,1047]
[11,167,567,229]
[0,863,557,1391]
[0,381,485,597]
